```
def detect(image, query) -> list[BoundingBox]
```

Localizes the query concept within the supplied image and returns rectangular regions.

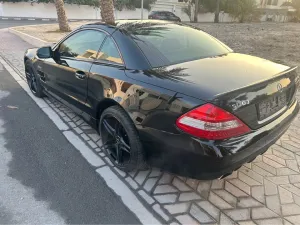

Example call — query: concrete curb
[8,27,52,47]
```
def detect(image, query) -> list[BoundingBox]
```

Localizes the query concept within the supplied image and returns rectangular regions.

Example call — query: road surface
[0,26,141,223]
[0,19,55,29]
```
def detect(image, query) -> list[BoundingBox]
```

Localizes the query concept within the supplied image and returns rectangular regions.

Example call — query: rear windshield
[129,23,232,67]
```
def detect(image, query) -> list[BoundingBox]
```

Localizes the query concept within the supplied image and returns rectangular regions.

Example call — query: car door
[42,29,106,113]
[87,36,127,119]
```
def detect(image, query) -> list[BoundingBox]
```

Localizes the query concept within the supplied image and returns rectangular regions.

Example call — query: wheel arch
[96,98,121,122]
[24,56,30,64]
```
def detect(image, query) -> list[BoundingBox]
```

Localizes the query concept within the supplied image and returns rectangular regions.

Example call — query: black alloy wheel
[25,62,44,98]
[25,66,37,94]
[99,106,146,171]
[101,116,131,165]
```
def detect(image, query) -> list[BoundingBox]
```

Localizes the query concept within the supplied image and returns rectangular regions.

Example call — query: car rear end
[174,67,299,179]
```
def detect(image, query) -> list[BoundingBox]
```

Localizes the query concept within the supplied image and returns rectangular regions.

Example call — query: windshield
[129,23,232,67]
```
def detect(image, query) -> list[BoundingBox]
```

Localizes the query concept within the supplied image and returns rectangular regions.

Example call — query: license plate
[258,92,287,121]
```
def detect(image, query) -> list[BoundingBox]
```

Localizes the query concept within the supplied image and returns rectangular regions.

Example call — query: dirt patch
[189,22,300,73]
[12,21,91,43]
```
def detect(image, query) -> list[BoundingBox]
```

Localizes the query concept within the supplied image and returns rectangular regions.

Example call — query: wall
[0,2,237,22]
[0,2,149,20]
[2,1,287,23]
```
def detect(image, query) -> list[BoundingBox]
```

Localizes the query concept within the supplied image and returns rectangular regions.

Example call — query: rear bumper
[141,100,299,180]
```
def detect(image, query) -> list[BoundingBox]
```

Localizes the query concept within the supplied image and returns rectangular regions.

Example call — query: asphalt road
[0,19,57,29]
[0,63,140,223]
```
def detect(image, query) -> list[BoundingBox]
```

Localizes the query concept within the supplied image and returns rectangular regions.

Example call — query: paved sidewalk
[0,29,31,78]
[1,29,300,225]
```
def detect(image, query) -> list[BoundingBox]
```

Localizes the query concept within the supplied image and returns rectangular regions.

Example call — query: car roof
[80,19,173,34]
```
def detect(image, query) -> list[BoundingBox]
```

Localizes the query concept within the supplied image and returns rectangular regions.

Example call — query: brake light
[176,103,250,140]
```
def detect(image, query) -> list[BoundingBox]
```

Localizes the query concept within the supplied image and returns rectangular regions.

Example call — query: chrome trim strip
[258,105,287,124]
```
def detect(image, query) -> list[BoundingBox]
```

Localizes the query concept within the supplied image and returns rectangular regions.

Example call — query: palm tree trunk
[193,0,199,22]
[54,0,71,32]
[214,0,221,23]
[99,0,115,25]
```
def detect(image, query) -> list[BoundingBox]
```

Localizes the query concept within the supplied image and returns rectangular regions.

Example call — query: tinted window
[166,12,175,17]
[97,37,123,64]
[149,11,157,16]
[59,30,106,59]
[130,23,231,67]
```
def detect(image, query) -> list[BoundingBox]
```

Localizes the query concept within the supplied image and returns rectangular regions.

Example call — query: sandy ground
[13,22,300,73]
[13,21,89,43]
[190,22,300,73]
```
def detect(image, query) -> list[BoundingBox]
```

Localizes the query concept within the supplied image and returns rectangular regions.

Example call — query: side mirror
[37,46,52,59]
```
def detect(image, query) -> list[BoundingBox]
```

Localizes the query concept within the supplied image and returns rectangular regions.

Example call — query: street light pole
[141,0,144,20]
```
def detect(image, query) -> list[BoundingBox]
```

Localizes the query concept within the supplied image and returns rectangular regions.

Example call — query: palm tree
[214,0,221,23]
[194,0,199,22]
[100,0,115,25]
[54,0,71,32]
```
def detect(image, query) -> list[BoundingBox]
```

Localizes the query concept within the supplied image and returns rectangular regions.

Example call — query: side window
[58,30,106,60]
[97,37,123,64]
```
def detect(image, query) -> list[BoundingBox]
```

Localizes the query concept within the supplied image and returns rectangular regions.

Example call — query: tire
[99,105,146,172]
[25,61,45,98]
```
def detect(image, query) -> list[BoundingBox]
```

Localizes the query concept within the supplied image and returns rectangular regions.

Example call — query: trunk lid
[212,66,299,130]
[147,53,298,130]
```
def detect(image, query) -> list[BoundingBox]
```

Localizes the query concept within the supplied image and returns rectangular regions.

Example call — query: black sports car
[24,20,299,179]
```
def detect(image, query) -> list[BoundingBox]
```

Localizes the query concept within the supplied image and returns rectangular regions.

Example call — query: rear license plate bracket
[257,92,287,121]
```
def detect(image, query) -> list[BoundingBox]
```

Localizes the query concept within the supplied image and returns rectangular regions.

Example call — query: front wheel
[99,106,146,172]
[25,61,45,98]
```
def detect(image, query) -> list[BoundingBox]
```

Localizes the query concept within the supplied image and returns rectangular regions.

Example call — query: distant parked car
[148,11,181,22]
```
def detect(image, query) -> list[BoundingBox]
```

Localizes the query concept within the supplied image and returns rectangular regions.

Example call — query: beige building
[257,0,296,22]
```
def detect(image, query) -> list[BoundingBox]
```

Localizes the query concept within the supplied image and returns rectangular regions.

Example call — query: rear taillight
[176,103,250,140]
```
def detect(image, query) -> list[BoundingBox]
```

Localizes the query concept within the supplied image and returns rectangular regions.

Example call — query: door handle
[75,71,86,80]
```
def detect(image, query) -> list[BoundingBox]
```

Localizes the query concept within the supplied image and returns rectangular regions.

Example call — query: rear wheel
[25,61,44,98]
[99,106,146,172]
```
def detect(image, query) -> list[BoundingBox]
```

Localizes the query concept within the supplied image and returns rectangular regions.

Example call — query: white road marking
[97,166,161,224]
[0,56,161,224]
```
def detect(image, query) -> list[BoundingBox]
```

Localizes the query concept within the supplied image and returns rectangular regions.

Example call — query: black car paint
[24,20,299,179]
